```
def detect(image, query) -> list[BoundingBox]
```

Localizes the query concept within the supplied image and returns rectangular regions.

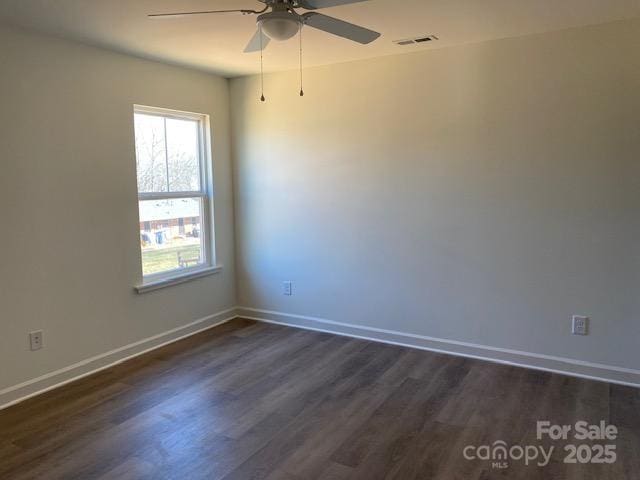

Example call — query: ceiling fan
[149,0,381,53]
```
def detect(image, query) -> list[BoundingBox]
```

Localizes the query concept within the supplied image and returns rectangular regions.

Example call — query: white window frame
[133,105,220,293]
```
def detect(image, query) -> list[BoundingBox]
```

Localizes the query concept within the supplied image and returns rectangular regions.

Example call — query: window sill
[135,265,223,294]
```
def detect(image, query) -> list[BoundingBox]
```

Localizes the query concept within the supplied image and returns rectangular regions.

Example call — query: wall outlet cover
[572,316,589,336]
[29,330,44,351]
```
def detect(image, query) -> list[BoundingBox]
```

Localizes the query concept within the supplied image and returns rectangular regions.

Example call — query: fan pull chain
[260,25,265,102]
[299,23,304,97]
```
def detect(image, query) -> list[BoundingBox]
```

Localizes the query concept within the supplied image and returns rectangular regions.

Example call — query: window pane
[167,118,201,192]
[134,113,168,193]
[138,198,204,276]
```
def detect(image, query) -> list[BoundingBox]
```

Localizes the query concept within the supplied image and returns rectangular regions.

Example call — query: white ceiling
[1,0,639,78]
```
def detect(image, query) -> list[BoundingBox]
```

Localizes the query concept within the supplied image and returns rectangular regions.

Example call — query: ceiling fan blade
[302,12,380,44]
[148,9,258,19]
[297,0,370,9]
[244,29,271,53]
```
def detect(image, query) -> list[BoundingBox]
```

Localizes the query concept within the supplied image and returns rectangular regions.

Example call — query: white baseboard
[0,308,239,410]
[3,305,637,410]
[237,307,640,389]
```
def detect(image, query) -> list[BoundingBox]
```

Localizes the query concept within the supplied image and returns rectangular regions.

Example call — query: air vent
[393,35,438,46]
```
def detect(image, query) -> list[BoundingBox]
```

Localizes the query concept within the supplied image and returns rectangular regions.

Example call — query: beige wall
[1,17,639,401]
[0,25,236,396]
[231,18,640,371]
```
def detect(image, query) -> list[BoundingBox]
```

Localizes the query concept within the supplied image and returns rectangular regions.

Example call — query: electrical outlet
[29,330,44,351]
[283,281,292,296]
[572,316,589,336]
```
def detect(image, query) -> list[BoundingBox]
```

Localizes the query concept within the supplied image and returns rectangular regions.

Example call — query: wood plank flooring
[0,318,638,479]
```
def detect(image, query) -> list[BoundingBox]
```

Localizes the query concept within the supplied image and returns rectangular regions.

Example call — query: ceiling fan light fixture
[257,12,301,41]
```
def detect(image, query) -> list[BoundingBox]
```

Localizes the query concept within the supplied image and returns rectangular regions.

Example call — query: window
[133,106,216,289]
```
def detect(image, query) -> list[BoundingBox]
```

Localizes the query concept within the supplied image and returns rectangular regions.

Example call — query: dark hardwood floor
[1,318,638,479]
